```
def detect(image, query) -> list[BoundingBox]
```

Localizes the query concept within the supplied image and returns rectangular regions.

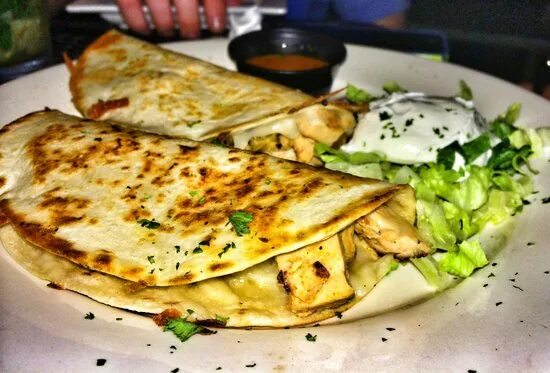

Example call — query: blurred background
[11,0,550,98]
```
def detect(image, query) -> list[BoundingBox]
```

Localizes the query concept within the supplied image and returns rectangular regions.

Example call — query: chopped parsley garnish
[229,210,253,236]
[164,317,204,343]
[432,127,444,139]
[175,262,180,270]
[116,317,123,321]
[218,242,236,258]
[405,118,414,127]
[265,178,272,185]
[198,239,211,246]
[96,359,107,366]
[305,333,317,342]
[84,312,95,320]
[379,111,392,121]
[187,309,194,315]
[192,247,203,254]
[137,219,160,229]
[245,363,257,368]
[542,197,550,204]
[189,191,198,197]
[198,195,206,204]
[216,314,229,325]
[175,245,181,253]
[171,369,180,373]
[210,138,227,147]
[187,120,201,127]
[147,255,155,264]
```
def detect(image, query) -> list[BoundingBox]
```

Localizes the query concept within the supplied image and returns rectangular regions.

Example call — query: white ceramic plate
[0,39,549,373]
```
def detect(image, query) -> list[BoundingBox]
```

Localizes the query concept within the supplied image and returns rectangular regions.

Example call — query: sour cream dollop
[342,93,487,164]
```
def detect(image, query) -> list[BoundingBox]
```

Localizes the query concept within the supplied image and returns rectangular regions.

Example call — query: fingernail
[210,16,225,33]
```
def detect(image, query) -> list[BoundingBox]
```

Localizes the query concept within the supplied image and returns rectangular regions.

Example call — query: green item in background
[0,0,50,67]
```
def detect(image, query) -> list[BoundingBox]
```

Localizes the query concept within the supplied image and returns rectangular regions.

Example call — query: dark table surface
[49,9,549,99]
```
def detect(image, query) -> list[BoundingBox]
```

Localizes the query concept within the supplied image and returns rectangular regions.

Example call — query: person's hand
[116,0,239,39]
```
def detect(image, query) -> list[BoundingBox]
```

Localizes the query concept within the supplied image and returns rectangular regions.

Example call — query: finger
[204,0,227,34]
[145,0,174,37]
[116,0,149,34]
[173,0,201,39]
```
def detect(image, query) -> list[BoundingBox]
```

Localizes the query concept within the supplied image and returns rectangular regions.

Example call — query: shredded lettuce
[416,199,456,251]
[382,81,407,94]
[458,80,473,101]
[314,143,384,165]
[345,84,377,104]
[325,161,384,180]
[438,240,488,278]
[315,100,540,284]
[410,256,454,289]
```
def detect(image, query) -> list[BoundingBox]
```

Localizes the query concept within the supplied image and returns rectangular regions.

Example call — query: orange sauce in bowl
[246,54,328,71]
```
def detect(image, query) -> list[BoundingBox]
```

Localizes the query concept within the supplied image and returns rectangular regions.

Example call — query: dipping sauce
[246,54,328,71]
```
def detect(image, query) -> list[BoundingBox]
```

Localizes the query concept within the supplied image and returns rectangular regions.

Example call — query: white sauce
[342,93,486,164]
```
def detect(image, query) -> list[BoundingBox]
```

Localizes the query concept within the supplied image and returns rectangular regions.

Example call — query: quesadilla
[0,110,430,326]
[66,30,356,164]
[0,224,395,327]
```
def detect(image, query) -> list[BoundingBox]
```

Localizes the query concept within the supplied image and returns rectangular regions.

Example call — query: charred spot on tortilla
[209,262,232,272]
[47,282,65,290]
[94,252,114,268]
[313,261,330,279]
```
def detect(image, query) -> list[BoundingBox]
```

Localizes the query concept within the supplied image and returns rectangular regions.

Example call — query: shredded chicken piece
[338,225,356,264]
[276,235,354,314]
[352,234,379,261]
[294,104,356,145]
[355,205,431,260]
[292,136,316,164]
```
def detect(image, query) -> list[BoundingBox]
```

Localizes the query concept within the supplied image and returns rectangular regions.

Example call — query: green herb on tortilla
[138,219,160,229]
[229,211,253,236]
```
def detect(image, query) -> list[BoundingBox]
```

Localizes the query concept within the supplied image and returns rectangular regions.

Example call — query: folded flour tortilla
[0,110,429,325]
[0,224,395,327]
[67,30,356,163]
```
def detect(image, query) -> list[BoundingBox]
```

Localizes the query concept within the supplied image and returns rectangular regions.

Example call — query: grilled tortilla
[0,224,395,327]
[68,29,313,141]
[67,30,356,163]
[0,110,414,288]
